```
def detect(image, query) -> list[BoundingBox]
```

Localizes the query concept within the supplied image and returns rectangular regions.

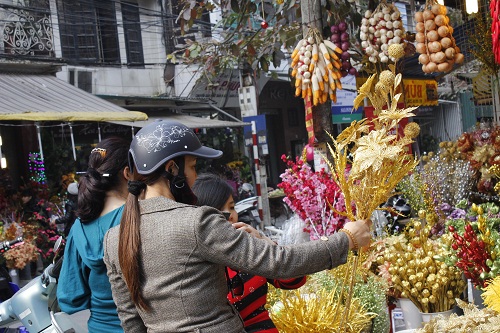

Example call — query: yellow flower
[351,129,402,175]
[377,107,417,126]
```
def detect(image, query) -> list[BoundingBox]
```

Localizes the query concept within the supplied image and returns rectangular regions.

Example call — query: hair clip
[91,147,107,158]
[102,173,110,177]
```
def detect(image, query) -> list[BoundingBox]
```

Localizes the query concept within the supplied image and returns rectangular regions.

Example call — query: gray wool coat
[103,196,349,333]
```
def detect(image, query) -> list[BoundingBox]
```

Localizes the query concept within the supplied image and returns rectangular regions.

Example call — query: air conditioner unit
[69,69,93,94]
[238,86,257,117]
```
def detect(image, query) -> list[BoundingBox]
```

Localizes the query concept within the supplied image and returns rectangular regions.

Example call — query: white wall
[52,0,166,97]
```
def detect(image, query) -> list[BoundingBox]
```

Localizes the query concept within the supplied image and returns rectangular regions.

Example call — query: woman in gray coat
[103,120,372,333]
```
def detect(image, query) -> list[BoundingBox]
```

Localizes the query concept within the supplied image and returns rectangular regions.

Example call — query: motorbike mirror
[54,236,63,252]
[52,236,63,263]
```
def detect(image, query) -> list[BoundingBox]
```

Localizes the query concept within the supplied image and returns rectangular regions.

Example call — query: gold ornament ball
[379,70,395,87]
[404,122,421,139]
[388,43,405,59]
[375,81,389,94]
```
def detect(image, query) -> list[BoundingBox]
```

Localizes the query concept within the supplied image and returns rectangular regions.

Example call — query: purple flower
[448,208,466,219]
[439,203,452,213]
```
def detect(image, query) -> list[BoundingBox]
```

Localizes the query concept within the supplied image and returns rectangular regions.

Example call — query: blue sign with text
[243,115,267,147]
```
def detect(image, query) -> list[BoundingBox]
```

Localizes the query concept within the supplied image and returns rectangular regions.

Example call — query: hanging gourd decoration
[330,21,357,77]
[290,27,343,105]
[415,0,464,73]
[360,0,406,63]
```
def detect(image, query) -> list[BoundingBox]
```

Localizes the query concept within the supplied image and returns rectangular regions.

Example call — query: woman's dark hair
[77,136,130,223]
[192,173,234,211]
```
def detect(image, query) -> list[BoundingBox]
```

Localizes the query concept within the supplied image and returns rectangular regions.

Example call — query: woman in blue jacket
[57,136,130,332]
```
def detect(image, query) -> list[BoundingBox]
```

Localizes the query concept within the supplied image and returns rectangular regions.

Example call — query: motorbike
[0,237,87,333]
[235,196,262,230]
[379,195,412,234]
[237,183,254,201]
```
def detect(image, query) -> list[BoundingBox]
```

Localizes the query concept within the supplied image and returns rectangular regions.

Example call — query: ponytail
[118,170,163,311]
[118,187,150,311]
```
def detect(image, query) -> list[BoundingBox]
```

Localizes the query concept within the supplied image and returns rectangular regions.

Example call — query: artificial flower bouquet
[278,155,350,240]
[326,44,420,223]
[452,122,500,195]
[397,145,475,236]
[0,222,39,270]
[442,202,500,288]
[417,276,500,332]
[376,220,466,313]
[3,241,39,270]
[268,255,390,333]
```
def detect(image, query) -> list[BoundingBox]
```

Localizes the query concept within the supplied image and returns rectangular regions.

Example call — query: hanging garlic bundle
[415,1,465,73]
[360,0,406,63]
[291,27,343,105]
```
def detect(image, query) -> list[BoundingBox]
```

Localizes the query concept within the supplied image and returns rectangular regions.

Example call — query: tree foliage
[173,0,363,79]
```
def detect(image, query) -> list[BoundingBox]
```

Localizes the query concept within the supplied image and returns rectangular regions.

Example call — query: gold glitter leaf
[353,93,366,110]
[335,119,370,150]
[359,74,377,95]
[482,276,500,313]
[378,107,417,126]
[394,73,402,89]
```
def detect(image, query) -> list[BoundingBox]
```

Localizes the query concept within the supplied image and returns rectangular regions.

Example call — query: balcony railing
[2,7,54,57]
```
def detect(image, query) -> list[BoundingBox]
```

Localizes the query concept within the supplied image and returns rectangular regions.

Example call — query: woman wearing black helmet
[103,120,372,333]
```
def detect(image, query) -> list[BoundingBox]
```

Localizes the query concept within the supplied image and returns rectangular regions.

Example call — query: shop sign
[190,71,270,108]
[356,77,438,107]
[332,113,363,123]
[331,83,363,124]
[404,79,438,106]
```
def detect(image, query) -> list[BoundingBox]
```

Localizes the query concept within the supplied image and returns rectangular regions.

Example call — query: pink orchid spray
[278,155,352,240]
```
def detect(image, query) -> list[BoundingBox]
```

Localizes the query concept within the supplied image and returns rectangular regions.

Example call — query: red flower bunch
[278,155,351,240]
[36,224,63,267]
[448,224,491,288]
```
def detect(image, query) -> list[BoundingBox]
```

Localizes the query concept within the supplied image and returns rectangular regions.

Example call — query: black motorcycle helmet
[129,119,222,175]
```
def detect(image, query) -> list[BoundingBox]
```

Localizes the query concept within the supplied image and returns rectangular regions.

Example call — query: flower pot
[420,309,453,323]
[398,298,423,329]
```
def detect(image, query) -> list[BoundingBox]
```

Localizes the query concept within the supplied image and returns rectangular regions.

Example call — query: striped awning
[0,73,148,121]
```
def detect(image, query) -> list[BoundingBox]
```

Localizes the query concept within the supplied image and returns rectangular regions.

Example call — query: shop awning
[109,113,250,129]
[0,73,148,121]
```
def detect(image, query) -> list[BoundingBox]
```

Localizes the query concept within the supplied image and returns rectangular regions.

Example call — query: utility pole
[301,0,333,145]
